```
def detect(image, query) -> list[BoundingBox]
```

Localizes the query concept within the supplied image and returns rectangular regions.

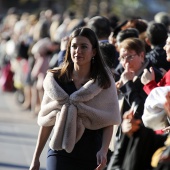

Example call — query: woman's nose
[77,46,81,51]
[163,45,166,50]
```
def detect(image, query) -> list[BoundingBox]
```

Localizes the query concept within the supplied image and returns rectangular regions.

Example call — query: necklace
[71,71,92,88]
[71,77,90,86]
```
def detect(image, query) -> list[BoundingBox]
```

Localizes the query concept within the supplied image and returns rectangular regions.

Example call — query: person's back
[99,42,117,70]
[145,22,170,71]
[115,28,139,51]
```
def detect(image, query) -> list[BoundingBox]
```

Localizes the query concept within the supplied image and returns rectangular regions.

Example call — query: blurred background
[0,0,170,21]
[0,1,170,170]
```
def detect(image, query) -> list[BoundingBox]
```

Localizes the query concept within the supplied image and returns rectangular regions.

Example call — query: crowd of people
[0,7,170,170]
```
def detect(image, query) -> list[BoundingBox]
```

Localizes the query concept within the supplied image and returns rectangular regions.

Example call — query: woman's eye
[82,45,87,49]
[71,45,87,49]
[71,45,77,49]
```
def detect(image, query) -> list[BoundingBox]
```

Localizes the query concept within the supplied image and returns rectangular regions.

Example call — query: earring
[91,57,95,64]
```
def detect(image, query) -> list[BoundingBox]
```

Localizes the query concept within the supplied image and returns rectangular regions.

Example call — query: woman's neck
[72,69,90,80]
[72,66,91,89]
[72,64,91,79]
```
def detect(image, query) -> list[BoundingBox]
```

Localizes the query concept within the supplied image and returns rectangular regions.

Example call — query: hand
[115,80,123,89]
[160,92,170,134]
[122,118,141,137]
[29,159,40,170]
[121,63,134,84]
[164,91,170,117]
[141,67,155,85]
[95,149,107,170]
[162,126,170,133]
[60,36,69,51]
[122,109,141,137]
[123,107,134,119]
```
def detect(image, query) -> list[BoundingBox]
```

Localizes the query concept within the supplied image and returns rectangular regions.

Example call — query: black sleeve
[120,79,147,119]
[107,125,168,170]
[107,134,129,170]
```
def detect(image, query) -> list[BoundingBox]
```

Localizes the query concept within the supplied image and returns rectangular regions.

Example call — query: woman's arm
[29,126,53,170]
[95,125,113,170]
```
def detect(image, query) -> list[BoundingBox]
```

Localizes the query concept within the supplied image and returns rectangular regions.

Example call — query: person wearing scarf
[29,27,121,170]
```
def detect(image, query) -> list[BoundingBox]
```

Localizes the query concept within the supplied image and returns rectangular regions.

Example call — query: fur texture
[38,72,121,152]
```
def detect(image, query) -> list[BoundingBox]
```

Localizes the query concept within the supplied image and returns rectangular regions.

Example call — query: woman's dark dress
[46,79,103,170]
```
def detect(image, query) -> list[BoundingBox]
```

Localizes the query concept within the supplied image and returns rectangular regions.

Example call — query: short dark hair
[116,28,139,44]
[99,42,116,68]
[146,22,168,46]
[87,16,111,39]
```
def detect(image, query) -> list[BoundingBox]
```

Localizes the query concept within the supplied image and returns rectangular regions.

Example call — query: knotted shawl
[38,72,121,153]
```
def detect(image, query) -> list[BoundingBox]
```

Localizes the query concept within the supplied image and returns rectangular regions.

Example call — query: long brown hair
[49,27,111,89]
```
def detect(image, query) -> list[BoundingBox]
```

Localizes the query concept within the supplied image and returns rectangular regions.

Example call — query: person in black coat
[145,22,170,72]
[107,108,168,170]
[107,89,170,170]
[112,38,163,162]
[115,38,162,120]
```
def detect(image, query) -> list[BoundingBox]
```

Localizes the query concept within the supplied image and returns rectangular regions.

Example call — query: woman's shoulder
[46,67,61,76]
[43,68,61,84]
[48,67,61,72]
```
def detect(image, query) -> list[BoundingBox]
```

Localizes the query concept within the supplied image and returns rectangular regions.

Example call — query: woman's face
[164,37,170,62]
[70,36,96,67]
[119,48,145,72]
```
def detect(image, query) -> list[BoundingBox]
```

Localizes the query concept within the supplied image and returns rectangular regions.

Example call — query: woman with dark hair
[29,27,121,170]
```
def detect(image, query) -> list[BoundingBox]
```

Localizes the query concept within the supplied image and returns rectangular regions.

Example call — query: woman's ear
[92,48,97,57]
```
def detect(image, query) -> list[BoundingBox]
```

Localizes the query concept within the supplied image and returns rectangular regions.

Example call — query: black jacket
[114,59,163,143]
[107,126,168,170]
[115,59,162,119]
[146,45,170,71]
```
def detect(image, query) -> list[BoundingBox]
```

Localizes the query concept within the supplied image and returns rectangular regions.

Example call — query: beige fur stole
[38,72,121,153]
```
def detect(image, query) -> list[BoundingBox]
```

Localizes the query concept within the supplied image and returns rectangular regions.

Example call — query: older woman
[115,38,162,120]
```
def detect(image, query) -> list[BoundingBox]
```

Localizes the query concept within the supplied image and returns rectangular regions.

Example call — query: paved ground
[0,90,48,170]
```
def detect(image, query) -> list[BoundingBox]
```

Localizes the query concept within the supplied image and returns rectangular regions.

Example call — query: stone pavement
[0,90,48,170]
